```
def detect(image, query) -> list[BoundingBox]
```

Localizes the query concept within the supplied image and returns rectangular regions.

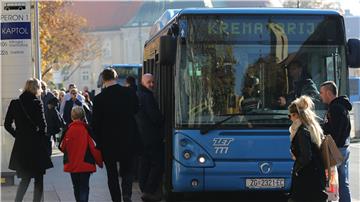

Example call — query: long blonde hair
[288,96,323,147]
[24,78,41,96]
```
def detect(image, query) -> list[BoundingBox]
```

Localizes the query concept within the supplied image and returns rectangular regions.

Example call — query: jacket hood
[331,96,352,111]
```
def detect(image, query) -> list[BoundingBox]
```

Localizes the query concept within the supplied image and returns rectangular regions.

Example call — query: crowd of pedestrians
[4,70,353,202]
[4,69,164,202]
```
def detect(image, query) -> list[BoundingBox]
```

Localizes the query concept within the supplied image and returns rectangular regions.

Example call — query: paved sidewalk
[1,148,143,202]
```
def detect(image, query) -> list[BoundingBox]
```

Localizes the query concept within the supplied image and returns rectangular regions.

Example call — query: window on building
[81,70,90,81]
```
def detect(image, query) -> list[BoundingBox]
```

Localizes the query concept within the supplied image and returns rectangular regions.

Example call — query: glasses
[71,92,77,95]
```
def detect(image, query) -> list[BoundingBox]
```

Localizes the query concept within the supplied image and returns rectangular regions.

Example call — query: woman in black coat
[288,96,327,202]
[4,78,53,202]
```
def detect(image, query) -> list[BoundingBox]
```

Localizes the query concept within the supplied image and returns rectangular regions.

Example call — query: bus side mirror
[160,35,177,66]
[348,38,360,68]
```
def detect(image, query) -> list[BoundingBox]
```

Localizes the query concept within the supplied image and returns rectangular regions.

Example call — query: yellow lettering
[254,23,263,34]
[287,23,296,34]
[298,23,304,34]
[306,23,315,34]
[208,22,217,34]
[243,23,252,34]
[231,23,240,34]
[220,22,229,34]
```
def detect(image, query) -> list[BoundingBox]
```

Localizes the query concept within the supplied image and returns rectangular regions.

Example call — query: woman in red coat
[60,106,103,202]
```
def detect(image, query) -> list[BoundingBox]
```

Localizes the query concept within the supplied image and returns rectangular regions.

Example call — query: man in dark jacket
[320,81,352,202]
[63,88,84,126]
[136,73,164,201]
[278,61,319,108]
[41,81,57,155]
[91,68,138,202]
[45,97,65,146]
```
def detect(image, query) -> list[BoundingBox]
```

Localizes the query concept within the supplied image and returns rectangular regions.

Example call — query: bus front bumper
[172,160,292,192]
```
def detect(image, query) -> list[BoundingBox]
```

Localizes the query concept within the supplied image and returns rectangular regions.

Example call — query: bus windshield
[175,15,348,127]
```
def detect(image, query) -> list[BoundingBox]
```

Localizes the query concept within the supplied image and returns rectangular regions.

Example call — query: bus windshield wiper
[199,112,288,135]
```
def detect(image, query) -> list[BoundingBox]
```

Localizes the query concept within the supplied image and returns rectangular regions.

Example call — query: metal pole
[139,20,142,63]
[34,0,42,80]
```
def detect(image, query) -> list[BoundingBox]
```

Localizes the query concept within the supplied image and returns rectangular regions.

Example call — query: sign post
[1,1,35,185]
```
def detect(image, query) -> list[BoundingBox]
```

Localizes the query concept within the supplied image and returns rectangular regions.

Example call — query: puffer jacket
[60,120,103,173]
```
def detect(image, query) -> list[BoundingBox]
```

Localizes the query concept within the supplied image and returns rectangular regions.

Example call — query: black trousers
[104,158,133,202]
[70,172,91,202]
[15,175,43,202]
[138,150,164,194]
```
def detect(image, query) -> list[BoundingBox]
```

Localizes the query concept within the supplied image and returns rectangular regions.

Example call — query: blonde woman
[4,78,53,202]
[288,96,327,202]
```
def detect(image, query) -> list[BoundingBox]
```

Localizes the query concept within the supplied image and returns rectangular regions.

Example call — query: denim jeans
[70,172,91,202]
[337,147,351,202]
[15,175,43,202]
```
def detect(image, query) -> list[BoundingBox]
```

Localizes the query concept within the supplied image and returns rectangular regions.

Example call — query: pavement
[1,148,142,202]
[1,143,359,202]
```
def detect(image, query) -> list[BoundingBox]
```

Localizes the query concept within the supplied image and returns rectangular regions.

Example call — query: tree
[39,1,102,81]
[282,0,341,10]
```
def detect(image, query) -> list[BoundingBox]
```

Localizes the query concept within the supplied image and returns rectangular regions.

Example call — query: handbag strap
[18,99,39,132]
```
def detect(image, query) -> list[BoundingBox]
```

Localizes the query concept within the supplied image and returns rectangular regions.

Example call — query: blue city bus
[97,64,142,88]
[143,8,360,198]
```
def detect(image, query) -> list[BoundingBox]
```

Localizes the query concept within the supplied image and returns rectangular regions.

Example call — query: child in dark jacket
[60,106,103,202]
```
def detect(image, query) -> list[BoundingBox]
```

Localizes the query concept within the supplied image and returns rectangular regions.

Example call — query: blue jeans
[70,172,91,202]
[337,147,351,202]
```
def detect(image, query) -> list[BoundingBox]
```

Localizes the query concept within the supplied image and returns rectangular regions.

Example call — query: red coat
[60,120,103,173]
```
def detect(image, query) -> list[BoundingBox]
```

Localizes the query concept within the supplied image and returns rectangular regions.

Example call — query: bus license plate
[246,178,285,189]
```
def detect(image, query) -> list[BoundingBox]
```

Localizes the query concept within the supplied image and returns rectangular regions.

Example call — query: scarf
[289,118,302,143]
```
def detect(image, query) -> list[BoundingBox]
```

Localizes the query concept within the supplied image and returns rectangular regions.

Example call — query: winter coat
[60,120,103,173]
[285,78,320,107]
[135,85,164,154]
[290,125,327,201]
[91,84,138,162]
[322,96,352,148]
[63,99,83,126]
[45,97,65,136]
[4,91,53,177]
[41,90,55,115]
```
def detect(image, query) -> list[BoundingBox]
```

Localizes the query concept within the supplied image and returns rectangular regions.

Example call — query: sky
[340,0,360,15]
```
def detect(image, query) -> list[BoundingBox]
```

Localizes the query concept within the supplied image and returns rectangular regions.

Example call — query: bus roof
[104,64,142,69]
[176,8,341,15]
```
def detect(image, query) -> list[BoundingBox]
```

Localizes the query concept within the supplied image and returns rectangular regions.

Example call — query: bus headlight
[183,151,191,160]
[174,133,214,167]
[198,156,206,164]
[191,179,199,187]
